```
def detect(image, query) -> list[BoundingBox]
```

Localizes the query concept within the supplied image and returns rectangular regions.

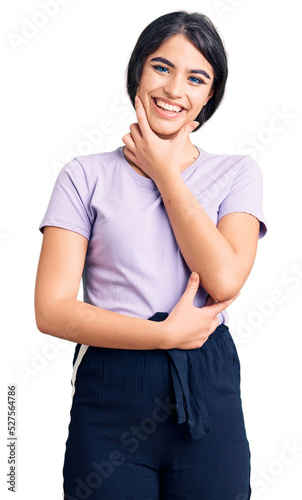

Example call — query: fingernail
[190,272,198,282]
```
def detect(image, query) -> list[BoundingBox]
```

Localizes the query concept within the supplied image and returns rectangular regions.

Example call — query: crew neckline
[119,146,204,186]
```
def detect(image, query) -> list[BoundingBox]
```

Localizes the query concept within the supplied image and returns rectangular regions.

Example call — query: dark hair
[126,11,228,131]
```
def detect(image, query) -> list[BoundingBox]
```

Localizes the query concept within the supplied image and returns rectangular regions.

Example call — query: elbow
[201,272,241,302]
[34,297,58,336]
[210,289,239,302]
[35,308,52,335]
[35,296,78,340]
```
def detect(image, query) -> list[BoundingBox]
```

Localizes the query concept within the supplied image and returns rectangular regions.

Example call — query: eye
[152,65,170,74]
[189,76,205,85]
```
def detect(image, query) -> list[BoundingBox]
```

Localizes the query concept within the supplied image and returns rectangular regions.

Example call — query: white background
[1,0,301,498]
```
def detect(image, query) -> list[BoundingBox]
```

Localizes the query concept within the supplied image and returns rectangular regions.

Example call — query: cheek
[136,72,161,97]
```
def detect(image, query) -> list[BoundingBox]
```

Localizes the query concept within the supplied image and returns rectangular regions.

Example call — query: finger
[182,121,199,135]
[181,272,200,301]
[122,133,136,152]
[123,146,136,164]
[135,96,153,137]
[129,122,142,140]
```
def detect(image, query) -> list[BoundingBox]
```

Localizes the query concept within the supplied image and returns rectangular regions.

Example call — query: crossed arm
[122,96,260,302]
[35,98,260,350]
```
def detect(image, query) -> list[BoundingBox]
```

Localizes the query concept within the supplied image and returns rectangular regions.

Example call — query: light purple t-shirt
[39,146,267,324]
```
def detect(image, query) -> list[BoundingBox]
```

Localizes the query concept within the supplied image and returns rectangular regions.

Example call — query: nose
[163,75,185,99]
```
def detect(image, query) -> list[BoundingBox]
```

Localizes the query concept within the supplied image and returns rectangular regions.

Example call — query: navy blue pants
[63,314,251,499]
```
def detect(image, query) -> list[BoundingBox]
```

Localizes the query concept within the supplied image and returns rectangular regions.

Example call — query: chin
[149,121,182,139]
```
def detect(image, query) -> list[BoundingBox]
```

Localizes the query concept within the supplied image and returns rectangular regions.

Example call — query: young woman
[35,11,266,500]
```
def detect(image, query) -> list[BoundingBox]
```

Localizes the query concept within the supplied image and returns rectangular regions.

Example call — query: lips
[153,97,185,114]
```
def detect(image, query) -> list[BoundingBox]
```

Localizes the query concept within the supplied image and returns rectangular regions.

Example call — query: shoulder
[196,147,263,185]
[200,146,261,173]
[58,147,125,190]
[67,146,124,176]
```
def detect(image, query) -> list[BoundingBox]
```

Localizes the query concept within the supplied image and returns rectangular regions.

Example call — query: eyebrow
[150,56,211,80]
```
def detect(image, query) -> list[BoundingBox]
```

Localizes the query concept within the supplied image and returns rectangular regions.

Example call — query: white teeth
[155,99,183,113]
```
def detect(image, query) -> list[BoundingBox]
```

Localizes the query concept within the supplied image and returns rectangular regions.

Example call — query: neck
[181,139,200,170]
[123,139,199,179]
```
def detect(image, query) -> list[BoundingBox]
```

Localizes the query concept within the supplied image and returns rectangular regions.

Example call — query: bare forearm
[157,174,239,300]
[35,298,164,350]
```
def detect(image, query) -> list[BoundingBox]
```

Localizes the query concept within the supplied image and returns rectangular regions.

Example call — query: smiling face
[136,34,215,139]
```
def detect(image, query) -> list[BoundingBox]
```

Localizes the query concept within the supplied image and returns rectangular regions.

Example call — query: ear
[204,89,214,106]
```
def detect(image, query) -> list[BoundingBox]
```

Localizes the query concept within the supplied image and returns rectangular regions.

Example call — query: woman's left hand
[122,96,199,185]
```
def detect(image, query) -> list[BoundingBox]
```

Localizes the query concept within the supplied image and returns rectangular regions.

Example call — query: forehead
[146,34,214,76]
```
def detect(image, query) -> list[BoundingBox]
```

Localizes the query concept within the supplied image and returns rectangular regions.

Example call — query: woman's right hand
[160,272,239,350]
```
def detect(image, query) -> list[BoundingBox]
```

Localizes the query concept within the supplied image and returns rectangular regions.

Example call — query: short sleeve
[218,156,267,239]
[39,158,93,239]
